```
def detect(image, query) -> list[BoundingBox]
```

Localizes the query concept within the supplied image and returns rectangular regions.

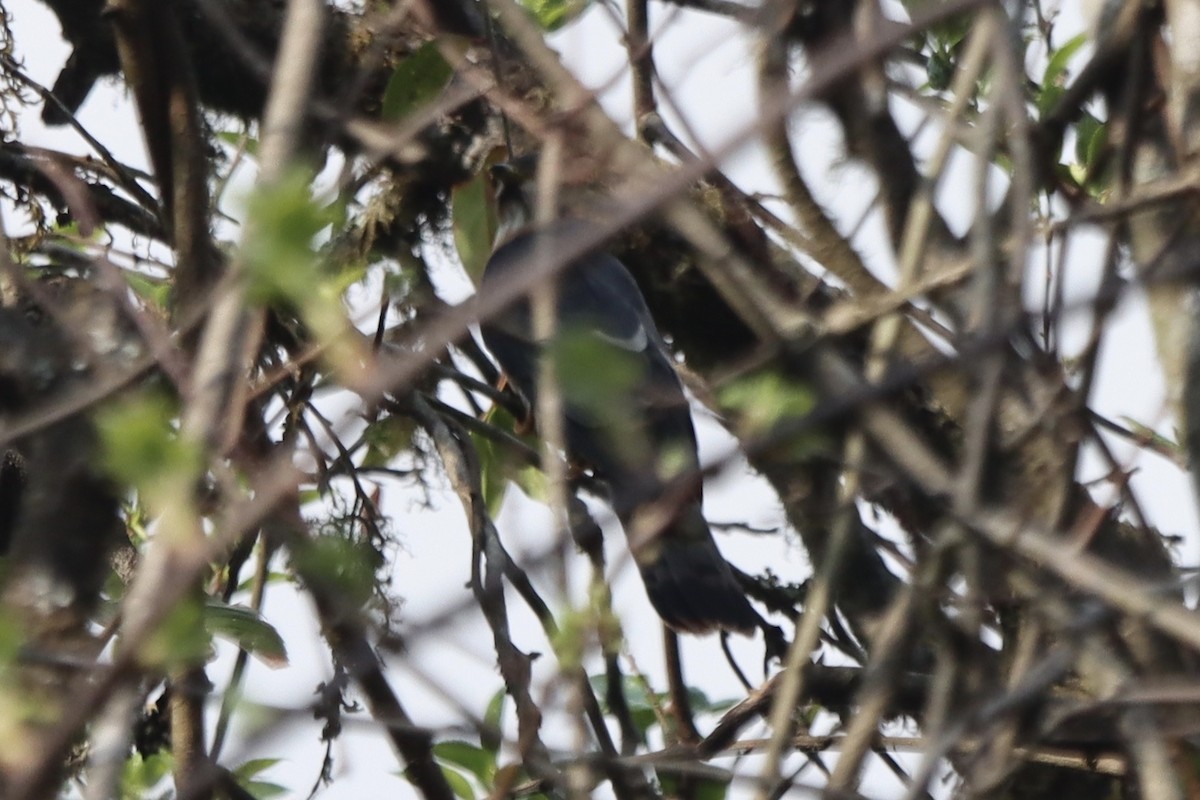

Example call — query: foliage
[383,43,455,123]
[519,0,591,31]
[0,2,1197,800]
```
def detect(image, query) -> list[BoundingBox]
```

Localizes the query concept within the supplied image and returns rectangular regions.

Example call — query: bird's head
[488,154,614,248]
[489,156,538,248]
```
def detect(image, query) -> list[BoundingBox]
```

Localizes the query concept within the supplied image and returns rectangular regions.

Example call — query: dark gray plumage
[479,168,758,634]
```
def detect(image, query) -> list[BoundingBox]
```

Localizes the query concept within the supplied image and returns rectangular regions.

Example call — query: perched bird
[478,160,759,635]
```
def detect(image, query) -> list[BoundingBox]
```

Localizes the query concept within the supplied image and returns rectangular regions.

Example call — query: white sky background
[3,0,1199,797]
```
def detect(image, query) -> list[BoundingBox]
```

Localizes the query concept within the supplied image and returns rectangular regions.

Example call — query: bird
[478,159,760,635]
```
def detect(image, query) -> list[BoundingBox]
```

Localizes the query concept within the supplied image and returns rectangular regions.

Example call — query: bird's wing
[483,221,650,347]
[560,249,655,354]
[480,220,697,483]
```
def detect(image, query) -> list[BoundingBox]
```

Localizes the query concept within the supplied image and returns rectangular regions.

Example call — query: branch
[0,144,164,239]
[409,394,558,786]
[106,0,220,320]
[757,8,881,300]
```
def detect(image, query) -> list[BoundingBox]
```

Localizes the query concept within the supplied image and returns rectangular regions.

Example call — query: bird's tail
[631,502,759,635]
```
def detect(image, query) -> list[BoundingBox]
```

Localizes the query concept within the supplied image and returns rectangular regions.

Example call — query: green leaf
[588,670,732,738]
[242,167,338,308]
[233,758,282,779]
[138,595,211,668]
[121,752,174,800]
[435,740,495,784]
[1077,112,1107,164]
[452,169,498,285]
[1043,33,1087,92]
[482,689,506,755]
[240,779,289,799]
[490,764,547,798]
[520,0,591,30]
[232,758,289,799]
[719,371,816,437]
[685,687,735,715]
[241,167,371,378]
[96,392,199,491]
[382,42,454,121]
[512,463,547,504]
[439,765,476,800]
[926,47,955,93]
[658,772,730,800]
[1067,162,1089,188]
[909,1,971,50]
[1037,33,1086,116]
[473,408,515,518]
[48,219,91,244]
[217,129,259,158]
[472,403,541,517]
[204,600,289,668]
[124,271,171,312]
[235,570,291,594]
[291,535,379,609]
[1075,111,1109,193]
